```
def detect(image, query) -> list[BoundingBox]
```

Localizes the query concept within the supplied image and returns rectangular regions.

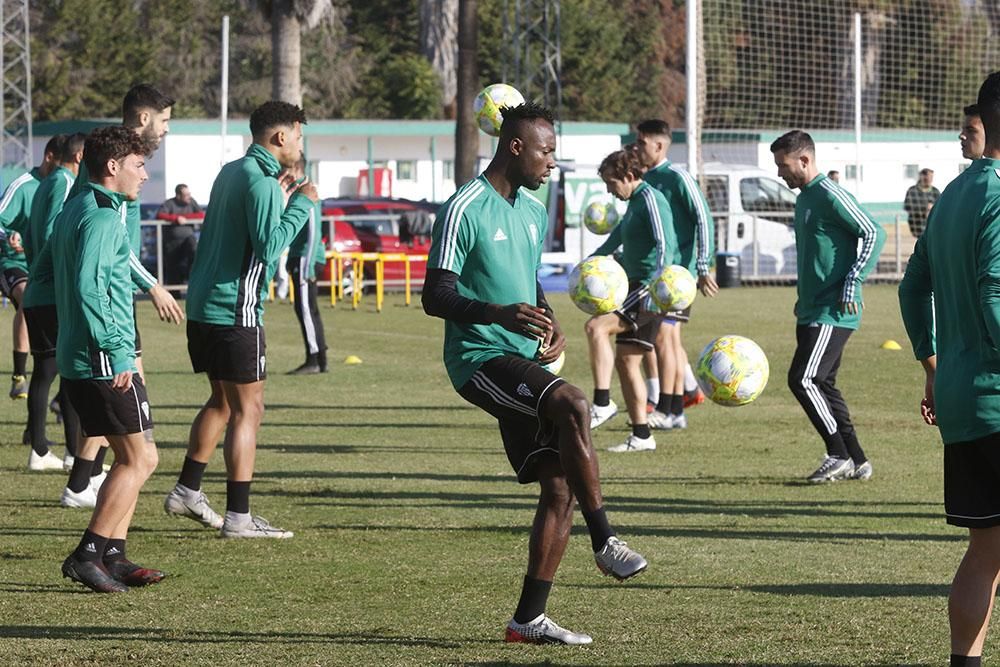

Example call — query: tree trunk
[455,0,479,186]
[271,0,302,105]
[420,0,459,117]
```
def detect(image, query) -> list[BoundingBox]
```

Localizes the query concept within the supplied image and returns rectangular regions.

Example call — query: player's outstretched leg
[542,383,647,580]
[164,379,228,529]
[505,459,591,645]
[949,526,1000,663]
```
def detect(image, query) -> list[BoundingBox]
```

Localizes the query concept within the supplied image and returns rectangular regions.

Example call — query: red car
[321,198,436,285]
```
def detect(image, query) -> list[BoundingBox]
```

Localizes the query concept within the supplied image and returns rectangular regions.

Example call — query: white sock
[224,510,251,524]
[645,377,659,401]
[684,363,698,392]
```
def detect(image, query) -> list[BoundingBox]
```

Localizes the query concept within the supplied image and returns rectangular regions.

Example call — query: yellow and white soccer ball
[583,201,620,235]
[695,335,769,407]
[541,350,566,376]
[473,83,526,137]
[650,264,697,312]
[568,256,628,315]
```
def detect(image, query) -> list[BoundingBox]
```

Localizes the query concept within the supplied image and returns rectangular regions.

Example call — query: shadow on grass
[461,663,936,667]
[150,420,487,430]
[0,625,476,648]
[568,581,949,598]
[153,403,477,412]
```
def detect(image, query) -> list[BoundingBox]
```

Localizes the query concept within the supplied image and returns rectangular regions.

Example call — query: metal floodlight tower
[0,0,31,169]
[503,0,562,117]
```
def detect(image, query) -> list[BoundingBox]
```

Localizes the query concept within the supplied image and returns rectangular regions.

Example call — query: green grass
[0,285,962,665]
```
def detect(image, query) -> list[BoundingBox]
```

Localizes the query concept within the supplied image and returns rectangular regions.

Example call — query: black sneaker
[106,559,166,586]
[62,555,129,593]
[288,362,321,375]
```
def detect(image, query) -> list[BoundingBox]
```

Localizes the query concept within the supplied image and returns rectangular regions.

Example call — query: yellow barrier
[326,252,427,312]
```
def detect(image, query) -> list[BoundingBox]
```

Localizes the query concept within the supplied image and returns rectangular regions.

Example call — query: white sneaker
[90,471,108,493]
[849,460,873,481]
[61,485,97,509]
[671,414,687,429]
[164,483,224,529]
[806,456,854,483]
[28,449,64,471]
[505,614,593,645]
[594,535,648,580]
[63,452,75,472]
[220,512,293,539]
[589,400,618,430]
[608,433,656,453]
[648,410,674,430]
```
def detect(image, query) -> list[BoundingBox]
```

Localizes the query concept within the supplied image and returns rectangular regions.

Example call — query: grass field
[0,284,967,666]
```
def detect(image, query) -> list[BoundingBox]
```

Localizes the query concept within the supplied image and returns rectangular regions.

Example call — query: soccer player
[770,130,885,483]
[0,135,63,403]
[899,72,1000,667]
[586,149,679,453]
[285,157,329,374]
[635,119,716,430]
[961,103,986,161]
[55,126,163,592]
[20,132,87,472]
[423,103,647,645]
[164,101,318,538]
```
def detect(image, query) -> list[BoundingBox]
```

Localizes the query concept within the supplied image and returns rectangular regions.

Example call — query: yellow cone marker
[880,339,902,351]
[344,355,363,364]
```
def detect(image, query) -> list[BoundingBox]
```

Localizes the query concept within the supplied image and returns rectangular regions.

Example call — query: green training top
[643,160,715,277]
[287,198,326,280]
[186,144,313,327]
[24,165,75,271]
[0,168,41,273]
[591,181,678,283]
[47,182,137,379]
[899,158,1000,445]
[793,174,885,330]
[428,174,548,391]
[71,159,158,293]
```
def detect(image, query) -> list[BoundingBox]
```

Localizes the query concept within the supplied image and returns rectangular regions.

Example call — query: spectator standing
[156,184,203,289]
[903,168,941,238]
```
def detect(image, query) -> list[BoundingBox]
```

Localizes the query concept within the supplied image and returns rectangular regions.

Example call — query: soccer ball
[473,83,526,137]
[568,256,628,315]
[650,264,697,312]
[695,335,769,407]
[541,350,566,375]
[583,201,620,235]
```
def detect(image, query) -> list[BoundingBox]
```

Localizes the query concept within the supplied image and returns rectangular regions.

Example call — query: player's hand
[111,370,133,393]
[277,169,296,192]
[698,273,719,297]
[491,303,552,340]
[176,215,188,225]
[921,366,937,426]
[840,300,862,315]
[149,284,185,324]
[8,231,22,252]
[295,179,320,203]
[538,317,566,364]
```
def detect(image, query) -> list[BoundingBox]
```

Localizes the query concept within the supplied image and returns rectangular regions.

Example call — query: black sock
[226,480,251,514]
[178,456,208,491]
[12,351,27,376]
[823,431,850,459]
[656,392,671,413]
[73,529,108,563]
[632,423,651,440]
[951,655,981,667]
[582,506,615,552]
[67,457,95,493]
[512,576,552,624]
[91,447,108,477]
[27,355,57,455]
[103,538,127,563]
[670,394,684,416]
[593,389,610,407]
[842,430,867,465]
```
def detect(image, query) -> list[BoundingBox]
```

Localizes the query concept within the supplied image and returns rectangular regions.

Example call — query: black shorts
[457,355,565,484]
[133,300,142,357]
[663,305,692,323]
[187,320,266,383]
[615,282,663,350]
[24,304,58,357]
[945,433,1000,528]
[0,266,27,304]
[62,375,154,437]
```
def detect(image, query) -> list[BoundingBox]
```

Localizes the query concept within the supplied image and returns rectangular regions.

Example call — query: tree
[420,0,459,117]
[455,0,479,185]
[256,0,336,105]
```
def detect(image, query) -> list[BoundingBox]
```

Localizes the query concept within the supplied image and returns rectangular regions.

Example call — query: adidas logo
[516,383,533,398]
[106,546,120,555]
[493,228,508,241]
[84,542,97,553]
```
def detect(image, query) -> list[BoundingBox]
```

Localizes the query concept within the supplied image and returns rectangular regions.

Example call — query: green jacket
[644,160,715,277]
[287,198,326,279]
[48,182,137,379]
[24,165,75,271]
[0,168,41,273]
[186,144,313,326]
[592,181,679,283]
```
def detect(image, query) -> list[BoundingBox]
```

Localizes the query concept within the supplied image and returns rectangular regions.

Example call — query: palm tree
[455,0,479,185]
[258,0,335,105]
[420,0,459,117]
